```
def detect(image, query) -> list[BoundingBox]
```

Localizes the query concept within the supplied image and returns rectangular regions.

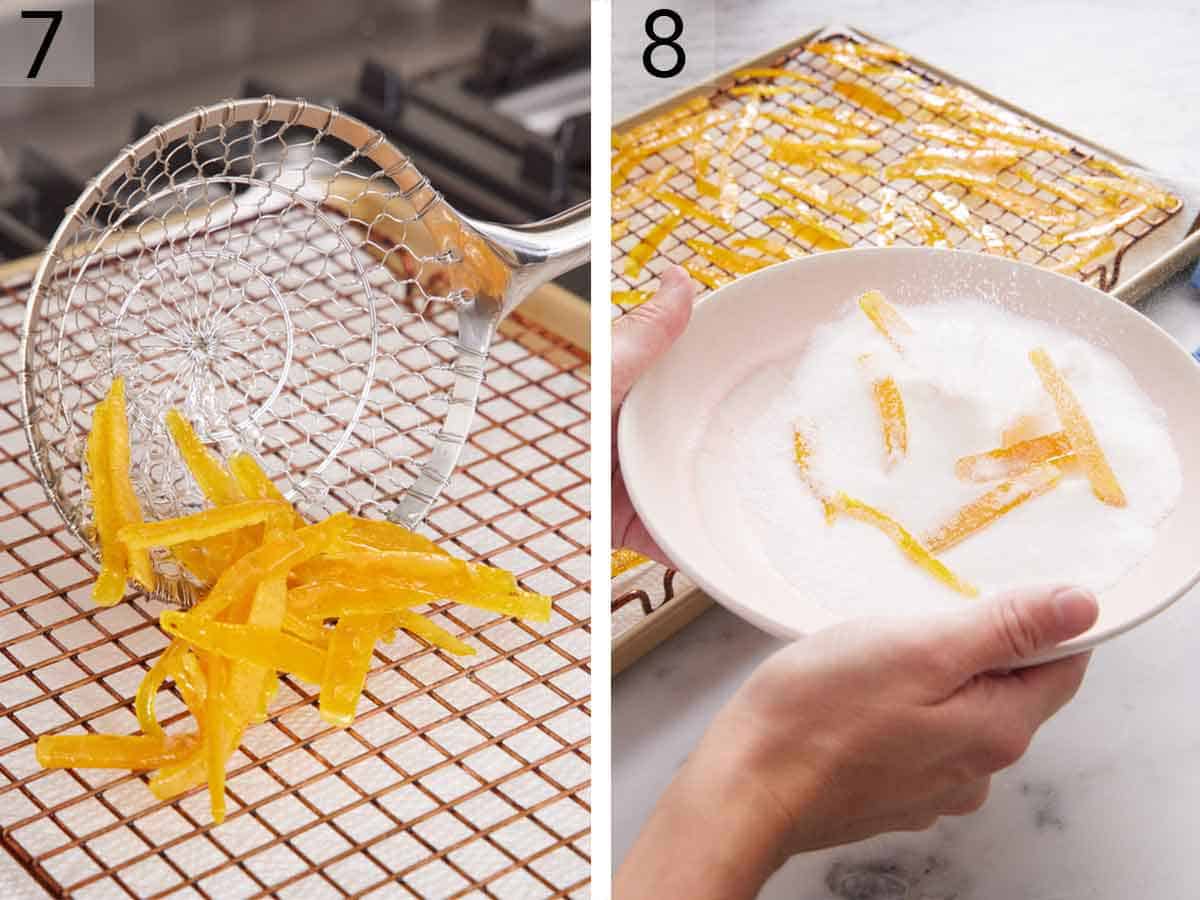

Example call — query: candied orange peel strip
[955,432,1072,482]
[681,260,732,290]
[925,465,1063,554]
[832,81,904,122]
[119,499,287,550]
[733,66,821,84]
[858,290,913,352]
[612,548,651,578]
[87,386,129,605]
[652,188,729,230]
[729,236,797,262]
[685,238,773,275]
[165,409,242,506]
[762,169,869,223]
[1051,235,1117,275]
[613,289,650,306]
[625,211,682,277]
[762,209,851,251]
[1029,347,1126,506]
[614,164,679,213]
[927,191,1015,257]
[37,733,200,770]
[828,493,978,597]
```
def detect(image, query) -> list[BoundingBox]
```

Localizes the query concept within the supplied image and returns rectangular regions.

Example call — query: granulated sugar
[720,298,1181,618]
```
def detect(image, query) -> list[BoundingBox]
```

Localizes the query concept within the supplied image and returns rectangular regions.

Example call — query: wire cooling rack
[0,205,590,898]
[612,32,1185,303]
[610,25,1195,668]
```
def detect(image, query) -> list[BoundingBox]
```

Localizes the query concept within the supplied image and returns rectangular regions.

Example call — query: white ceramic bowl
[618,247,1200,661]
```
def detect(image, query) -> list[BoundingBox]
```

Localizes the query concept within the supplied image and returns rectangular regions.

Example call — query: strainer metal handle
[390,201,591,529]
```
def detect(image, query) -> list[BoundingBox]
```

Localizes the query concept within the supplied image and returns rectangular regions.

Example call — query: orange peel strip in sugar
[829,493,978,597]
[808,39,910,63]
[762,209,851,251]
[925,465,1062,554]
[612,548,651,578]
[681,260,732,291]
[927,190,1016,257]
[762,169,869,223]
[611,219,631,241]
[613,164,679,212]
[1051,235,1117,275]
[792,425,834,522]
[612,290,651,306]
[1029,347,1126,506]
[1002,415,1050,447]
[733,67,822,84]
[652,188,730,230]
[955,432,1072,482]
[832,81,904,122]
[625,211,682,277]
[685,238,773,275]
[858,289,913,351]
[871,374,908,469]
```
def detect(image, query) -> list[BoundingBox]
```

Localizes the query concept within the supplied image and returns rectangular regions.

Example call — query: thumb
[934,584,1099,681]
[612,266,694,414]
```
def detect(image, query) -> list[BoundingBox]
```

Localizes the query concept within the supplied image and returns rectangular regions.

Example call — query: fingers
[974,649,1092,731]
[611,266,695,414]
[928,584,1098,685]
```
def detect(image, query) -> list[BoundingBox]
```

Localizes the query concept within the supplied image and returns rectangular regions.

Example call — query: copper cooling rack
[0,211,591,896]
[610,25,1198,672]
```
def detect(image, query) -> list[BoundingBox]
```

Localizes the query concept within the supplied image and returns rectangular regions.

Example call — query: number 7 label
[0,2,92,86]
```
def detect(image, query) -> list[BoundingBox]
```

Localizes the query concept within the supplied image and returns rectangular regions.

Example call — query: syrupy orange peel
[925,465,1062,554]
[829,493,978,597]
[1029,347,1126,506]
[955,432,1072,482]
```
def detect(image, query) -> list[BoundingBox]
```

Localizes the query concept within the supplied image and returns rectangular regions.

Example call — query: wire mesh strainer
[18,96,590,607]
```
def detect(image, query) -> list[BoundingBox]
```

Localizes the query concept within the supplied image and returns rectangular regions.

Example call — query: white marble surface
[612,2,1200,897]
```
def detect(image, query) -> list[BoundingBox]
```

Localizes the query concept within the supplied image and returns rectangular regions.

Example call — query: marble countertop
[613,2,1200,896]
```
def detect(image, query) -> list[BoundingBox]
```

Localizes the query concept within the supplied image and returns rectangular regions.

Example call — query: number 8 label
[643,9,685,79]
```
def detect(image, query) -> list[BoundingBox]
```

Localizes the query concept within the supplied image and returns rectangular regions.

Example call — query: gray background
[613,2,1200,898]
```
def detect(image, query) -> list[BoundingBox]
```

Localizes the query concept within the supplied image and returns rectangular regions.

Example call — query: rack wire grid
[610,30,1185,648]
[0,205,591,899]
